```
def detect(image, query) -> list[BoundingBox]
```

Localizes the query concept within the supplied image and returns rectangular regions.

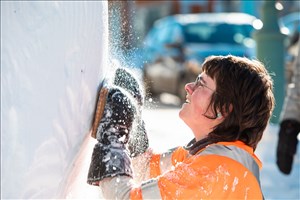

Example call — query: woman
[87,55,274,199]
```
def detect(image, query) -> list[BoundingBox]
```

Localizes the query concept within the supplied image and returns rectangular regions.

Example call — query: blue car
[142,12,263,102]
[279,12,300,36]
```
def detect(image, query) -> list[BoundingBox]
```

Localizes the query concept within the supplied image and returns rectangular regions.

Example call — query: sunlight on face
[179,72,217,140]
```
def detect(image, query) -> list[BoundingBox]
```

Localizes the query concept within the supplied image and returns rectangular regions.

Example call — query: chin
[179,108,185,120]
[179,111,190,130]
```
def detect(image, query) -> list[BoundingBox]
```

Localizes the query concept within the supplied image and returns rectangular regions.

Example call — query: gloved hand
[114,68,144,106]
[128,118,149,157]
[95,87,136,144]
[114,68,149,157]
[276,119,300,174]
[87,87,136,185]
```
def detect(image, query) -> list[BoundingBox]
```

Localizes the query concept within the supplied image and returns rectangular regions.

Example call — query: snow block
[1,1,108,198]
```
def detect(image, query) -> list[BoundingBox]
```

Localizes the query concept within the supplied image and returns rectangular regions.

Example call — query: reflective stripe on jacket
[100,141,263,200]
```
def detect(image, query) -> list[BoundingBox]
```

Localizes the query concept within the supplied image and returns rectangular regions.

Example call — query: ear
[217,104,233,119]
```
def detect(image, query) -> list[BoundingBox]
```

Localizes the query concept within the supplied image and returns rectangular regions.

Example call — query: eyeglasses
[194,75,216,93]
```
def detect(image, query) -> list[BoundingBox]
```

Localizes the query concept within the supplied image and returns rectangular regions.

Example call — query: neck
[192,124,213,142]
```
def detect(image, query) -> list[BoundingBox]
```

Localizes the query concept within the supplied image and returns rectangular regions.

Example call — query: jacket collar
[184,138,262,168]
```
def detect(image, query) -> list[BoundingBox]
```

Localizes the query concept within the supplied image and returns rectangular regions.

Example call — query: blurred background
[107,0,299,122]
[108,0,299,64]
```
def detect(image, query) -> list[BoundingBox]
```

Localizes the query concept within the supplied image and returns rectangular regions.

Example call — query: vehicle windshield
[183,23,254,44]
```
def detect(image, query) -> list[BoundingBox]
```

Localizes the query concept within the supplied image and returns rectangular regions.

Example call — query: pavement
[64,94,300,199]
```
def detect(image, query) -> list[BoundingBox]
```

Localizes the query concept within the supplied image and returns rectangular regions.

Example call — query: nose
[185,82,194,95]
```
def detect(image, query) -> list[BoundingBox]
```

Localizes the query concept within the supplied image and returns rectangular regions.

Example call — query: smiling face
[179,55,274,148]
[179,72,223,141]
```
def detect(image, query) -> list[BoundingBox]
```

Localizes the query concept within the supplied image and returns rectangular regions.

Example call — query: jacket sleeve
[99,146,189,199]
[131,146,188,183]
[148,146,188,178]
[100,154,263,200]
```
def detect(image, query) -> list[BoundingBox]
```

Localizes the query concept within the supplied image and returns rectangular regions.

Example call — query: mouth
[185,95,191,104]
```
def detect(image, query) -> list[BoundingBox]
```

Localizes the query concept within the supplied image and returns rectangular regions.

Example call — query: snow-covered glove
[114,68,144,106]
[95,87,136,144]
[128,118,149,157]
[87,87,136,185]
[114,68,149,157]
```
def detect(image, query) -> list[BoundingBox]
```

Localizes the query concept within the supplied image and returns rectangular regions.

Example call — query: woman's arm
[131,146,188,184]
[99,153,263,200]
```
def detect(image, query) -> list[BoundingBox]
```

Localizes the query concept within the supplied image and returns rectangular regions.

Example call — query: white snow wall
[1,1,108,199]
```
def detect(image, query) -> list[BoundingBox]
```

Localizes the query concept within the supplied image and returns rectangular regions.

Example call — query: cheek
[179,90,213,123]
[191,91,211,114]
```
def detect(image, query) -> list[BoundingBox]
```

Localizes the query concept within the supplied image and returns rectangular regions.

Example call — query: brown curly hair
[202,55,275,150]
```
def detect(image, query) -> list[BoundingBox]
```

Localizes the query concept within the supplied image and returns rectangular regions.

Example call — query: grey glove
[128,118,149,157]
[114,68,144,106]
[114,68,149,157]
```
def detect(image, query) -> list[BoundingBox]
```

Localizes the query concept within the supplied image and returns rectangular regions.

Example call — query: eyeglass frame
[194,74,216,93]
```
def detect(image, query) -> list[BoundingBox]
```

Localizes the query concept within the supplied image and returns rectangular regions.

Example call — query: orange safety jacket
[100,140,264,200]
